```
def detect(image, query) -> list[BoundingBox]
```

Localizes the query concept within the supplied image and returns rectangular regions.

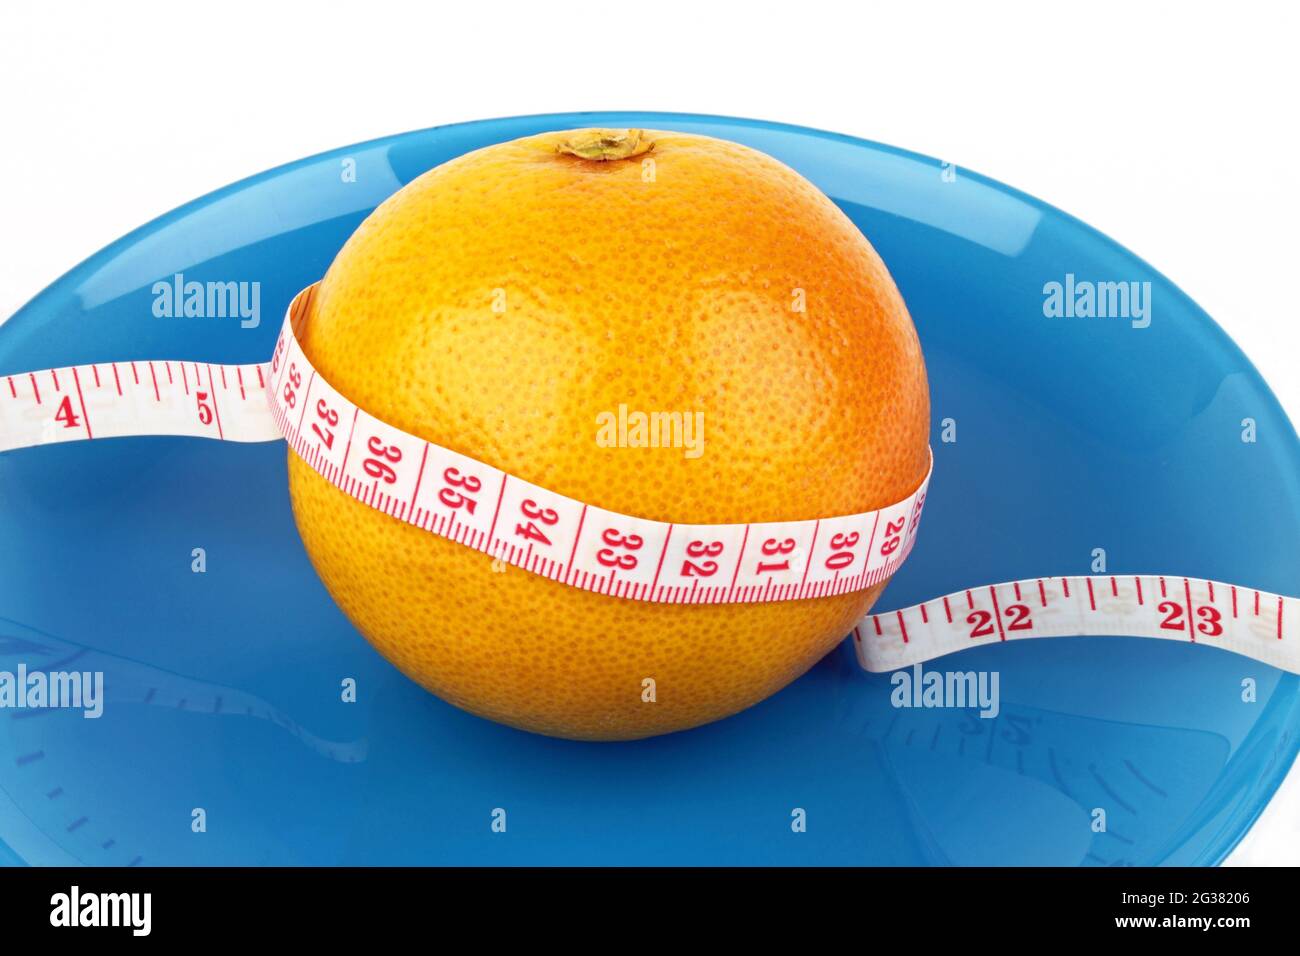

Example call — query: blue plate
[1,112,1298,866]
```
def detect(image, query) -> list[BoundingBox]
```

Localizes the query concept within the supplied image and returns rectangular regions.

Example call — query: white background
[1,0,1297,864]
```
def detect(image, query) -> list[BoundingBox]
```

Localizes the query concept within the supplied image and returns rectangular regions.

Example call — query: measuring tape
[2,284,1297,676]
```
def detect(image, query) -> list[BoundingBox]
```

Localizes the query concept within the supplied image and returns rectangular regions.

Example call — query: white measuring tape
[2,284,1297,675]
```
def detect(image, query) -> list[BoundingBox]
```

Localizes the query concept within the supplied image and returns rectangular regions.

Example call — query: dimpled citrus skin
[287,128,929,740]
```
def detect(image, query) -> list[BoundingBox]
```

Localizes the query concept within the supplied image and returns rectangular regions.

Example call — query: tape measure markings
[3,283,1299,676]
[0,354,278,450]
[859,573,1296,674]
[263,289,931,606]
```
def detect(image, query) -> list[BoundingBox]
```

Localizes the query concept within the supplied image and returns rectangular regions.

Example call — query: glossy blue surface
[1,112,1298,866]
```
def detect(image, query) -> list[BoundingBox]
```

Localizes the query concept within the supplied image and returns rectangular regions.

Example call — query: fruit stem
[555,129,654,161]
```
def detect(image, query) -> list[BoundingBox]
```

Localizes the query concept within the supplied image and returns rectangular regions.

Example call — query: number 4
[54,395,81,430]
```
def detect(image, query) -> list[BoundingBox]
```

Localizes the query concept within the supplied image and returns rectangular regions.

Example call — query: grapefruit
[287,127,929,740]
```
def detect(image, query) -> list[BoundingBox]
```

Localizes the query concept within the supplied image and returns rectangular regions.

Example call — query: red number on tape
[515,498,559,544]
[363,435,402,484]
[681,539,724,577]
[311,399,339,448]
[825,531,860,570]
[597,528,643,570]
[755,536,795,575]
[282,363,302,409]
[54,395,81,430]
[438,467,481,513]
[1197,605,1223,637]
[1005,604,1033,631]
[880,518,905,556]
